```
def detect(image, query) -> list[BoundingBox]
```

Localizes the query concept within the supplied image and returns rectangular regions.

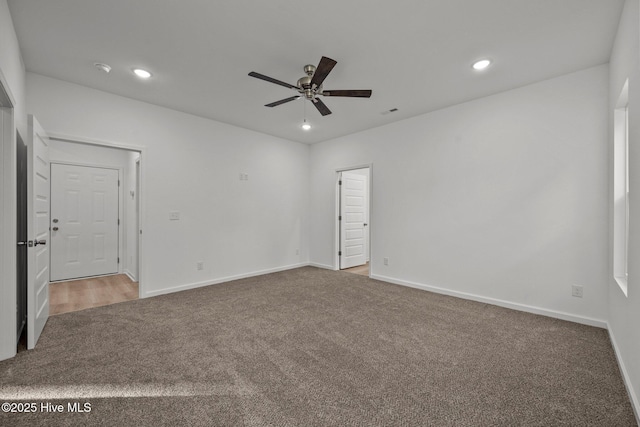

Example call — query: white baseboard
[370,273,608,329]
[124,270,137,282]
[309,262,335,271]
[143,262,310,298]
[608,325,640,423]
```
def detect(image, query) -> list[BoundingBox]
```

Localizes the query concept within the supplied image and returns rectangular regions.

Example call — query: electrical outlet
[383,257,389,266]
[571,285,583,298]
[197,261,204,271]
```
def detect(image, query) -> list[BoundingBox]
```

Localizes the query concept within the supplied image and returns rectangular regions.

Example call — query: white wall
[48,140,138,280]
[310,65,610,326]
[608,0,640,417]
[26,72,310,297]
[0,0,26,361]
[0,0,24,135]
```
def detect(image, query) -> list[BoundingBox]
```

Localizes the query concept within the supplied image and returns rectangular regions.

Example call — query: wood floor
[49,274,139,315]
[342,262,369,276]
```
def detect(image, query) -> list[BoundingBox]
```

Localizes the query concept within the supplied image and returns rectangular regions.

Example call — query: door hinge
[338,251,342,256]
[338,215,342,221]
[339,180,342,185]
[118,180,120,187]
[118,218,120,225]
[117,257,120,264]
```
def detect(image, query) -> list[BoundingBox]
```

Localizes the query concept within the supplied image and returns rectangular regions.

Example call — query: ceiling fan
[248,56,372,116]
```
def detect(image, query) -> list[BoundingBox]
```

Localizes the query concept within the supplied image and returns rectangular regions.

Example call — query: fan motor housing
[297,75,312,89]
[303,64,316,76]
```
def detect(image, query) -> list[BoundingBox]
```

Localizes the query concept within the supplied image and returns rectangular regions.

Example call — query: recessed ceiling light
[94,63,111,73]
[133,68,152,79]
[472,59,492,71]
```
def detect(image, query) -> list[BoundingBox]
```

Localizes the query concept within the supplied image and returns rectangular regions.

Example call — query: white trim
[48,132,144,152]
[309,262,334,270]
[0,68,17,107]
[608,324,640,423]
[614,276,628,296]
[613,80,630,296]
[49,272,124,283]
[370,273,608,328]
[143,263,310,298]
[124,270,137,282]
[0,89,17,361]
[50,159,124,171]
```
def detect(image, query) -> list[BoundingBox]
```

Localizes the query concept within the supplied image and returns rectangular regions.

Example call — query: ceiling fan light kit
[249,56,373,117]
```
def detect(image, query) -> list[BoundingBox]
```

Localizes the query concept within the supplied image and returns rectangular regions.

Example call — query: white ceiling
[7,0,624,144]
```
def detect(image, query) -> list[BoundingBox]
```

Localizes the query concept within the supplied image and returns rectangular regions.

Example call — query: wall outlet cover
[571,285,583,298]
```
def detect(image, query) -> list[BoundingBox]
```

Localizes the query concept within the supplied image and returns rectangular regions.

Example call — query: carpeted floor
[0,267,636,426]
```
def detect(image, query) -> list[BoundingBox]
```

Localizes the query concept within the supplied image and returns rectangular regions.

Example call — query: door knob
[52,227,59,231]
[52,219,59,223]
[34,240,46,246]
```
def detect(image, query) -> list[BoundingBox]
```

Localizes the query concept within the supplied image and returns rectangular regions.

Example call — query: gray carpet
[0,267,636,426]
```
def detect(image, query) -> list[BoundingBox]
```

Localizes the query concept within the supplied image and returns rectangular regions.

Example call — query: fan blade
[310,56,337,88]
[248,72,297,90]
[322,89,372,98]
[265,96,300,107]
[312,98,332,116]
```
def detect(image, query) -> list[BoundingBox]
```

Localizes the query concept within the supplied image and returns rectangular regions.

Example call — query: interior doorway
[45,137,144,304]
[337,166,371,276]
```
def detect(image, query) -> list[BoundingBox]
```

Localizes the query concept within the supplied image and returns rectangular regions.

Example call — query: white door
[27,115,50,349]
[340,172,367,269]
[50,164,119,281]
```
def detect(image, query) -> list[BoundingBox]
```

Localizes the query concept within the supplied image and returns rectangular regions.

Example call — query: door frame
[49,162,123,281]
[133,158,141,281]
[0,70,17,361]
[334,164,372,276]
[46,133,146,298]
